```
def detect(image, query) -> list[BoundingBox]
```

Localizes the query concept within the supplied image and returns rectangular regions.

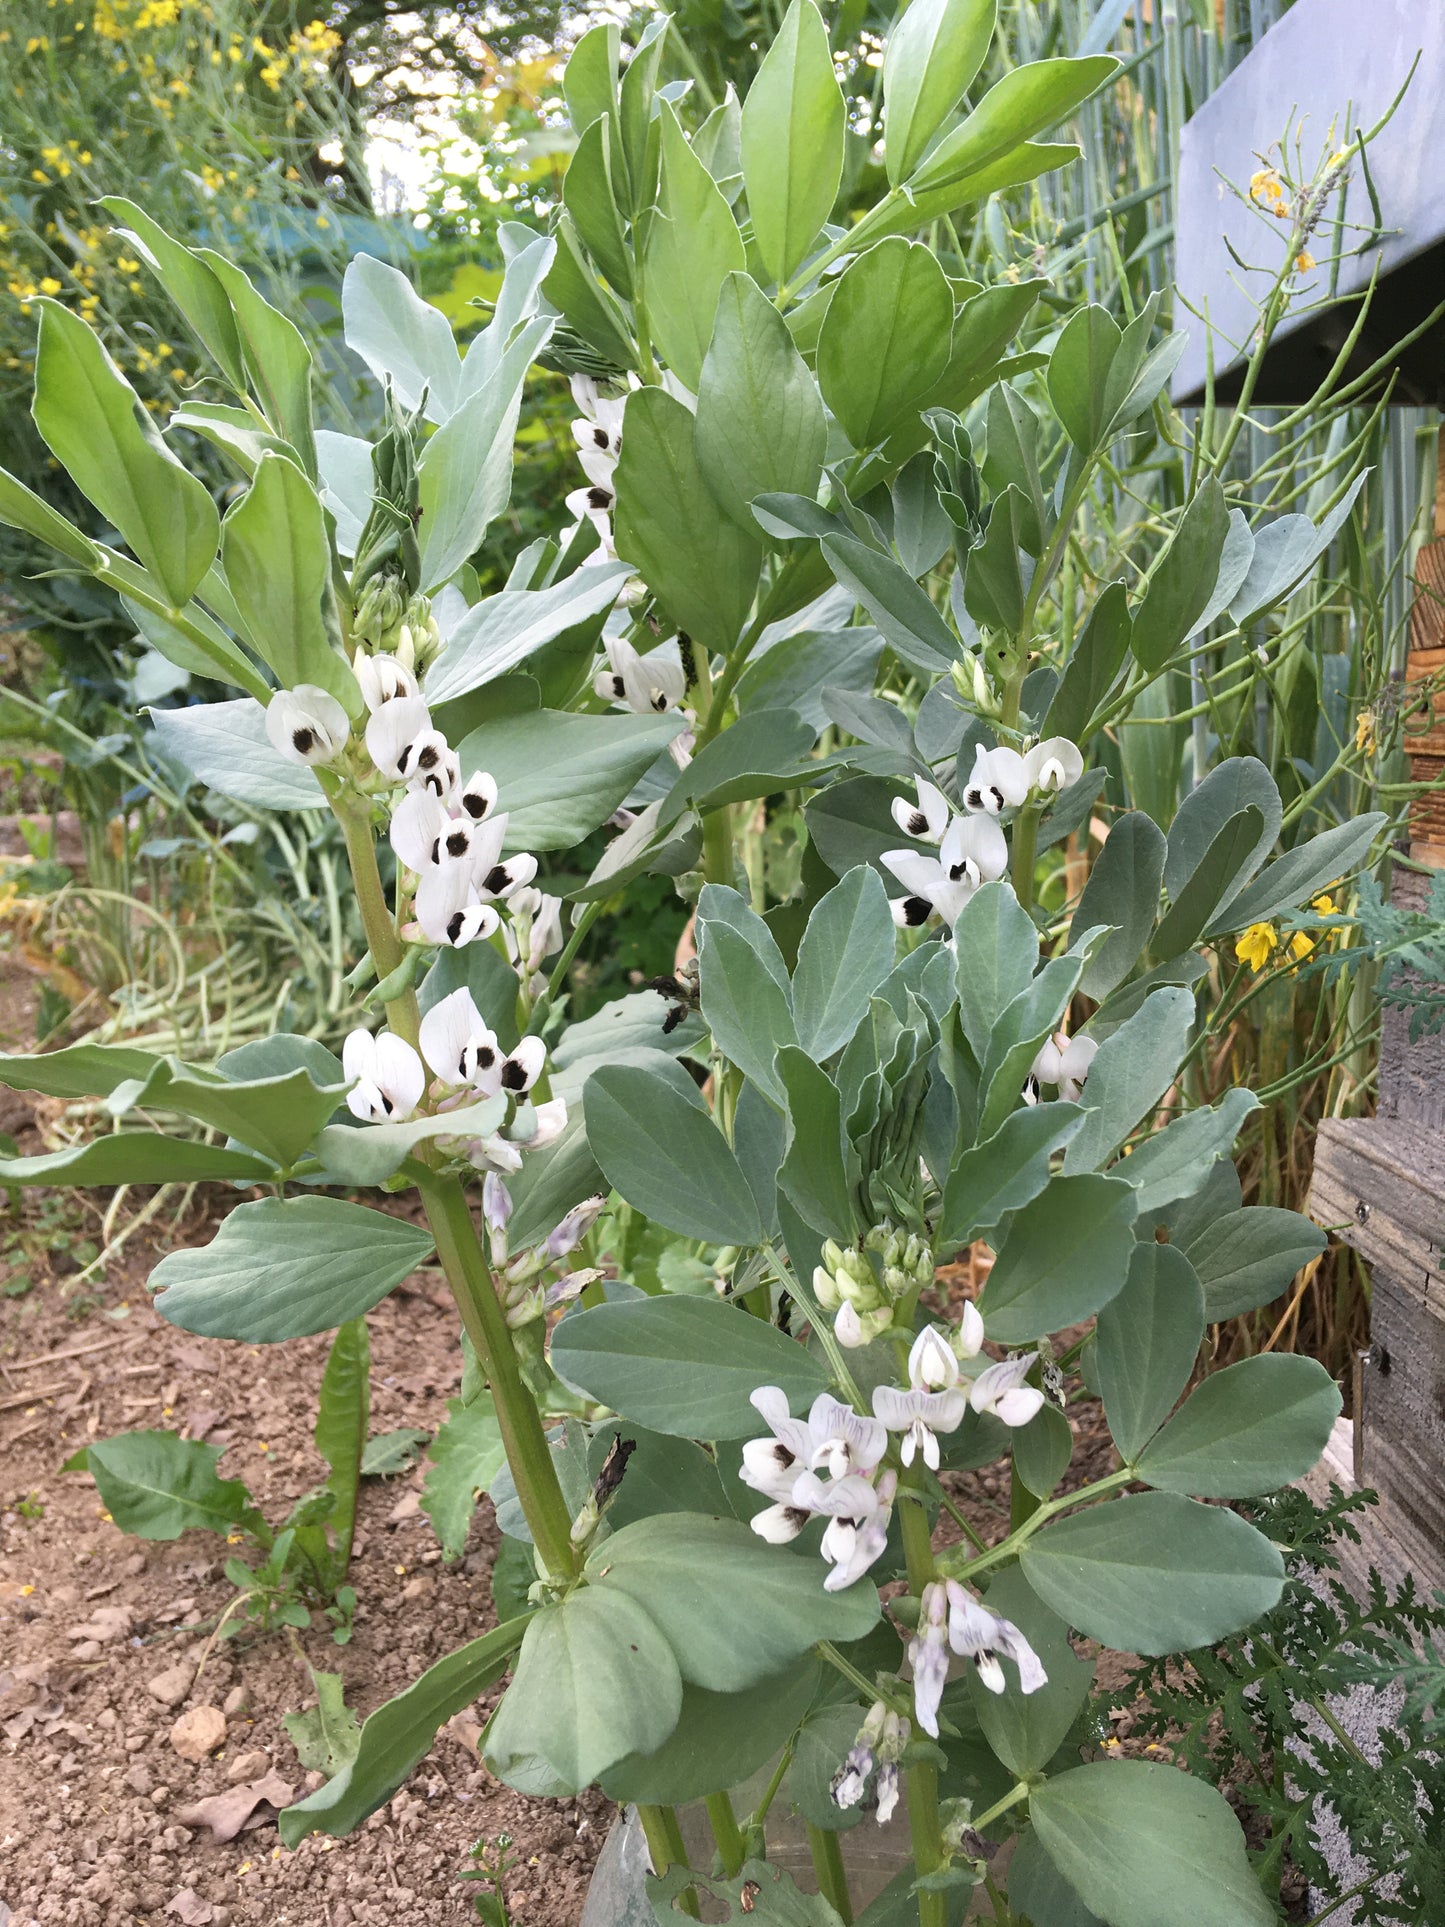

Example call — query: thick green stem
[705,1789,747,1879]
[806,1822,854,1923]
[1009,805,1040,915]
[898,1471,948,1927]
[333,792,578,1582]
[637,1805,699,1919]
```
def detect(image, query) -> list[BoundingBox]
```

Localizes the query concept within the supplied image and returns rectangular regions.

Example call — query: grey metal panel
[1172,0,1445,404]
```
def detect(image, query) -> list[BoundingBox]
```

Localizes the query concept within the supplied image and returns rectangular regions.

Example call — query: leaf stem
[940,1467,1134,1584]
[806,1822,854,1923]
[637,1804,699,1919]
[331,792,578,1582]
[705,1789,747,1879]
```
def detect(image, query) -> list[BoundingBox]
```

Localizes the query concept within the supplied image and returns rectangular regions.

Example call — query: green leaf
[588,1425,730,1531]
[1205,814,1387,937]
[816,240,953,450]
[421,1395,507,1560]
[1062,988,1196,1173]
[696,274,827,531]
[315,1319,369,1579]
[653,1859,850,1926]
[485,1588,682,1792]
[1095,1242,1205,1462]
[1185,1205,1325,1322]
[967,1566,1093,1775]
[281,1617,529,1842]
[0,462,101,568]
[1029,1760,1275,1927]
[71,1431,260,1541]
[601,1661,820,1805]
[614,386,762,651]
[1130,477,1231,672]
[792,866,897,1059]
[194,248,316,475]
[696,916,799,1108]
[820,532,958,674]
[221,454,355,711]
[741,0,846,286]
[952,881,1039,1060]
[360,1428,428,1477]
[0,1135,272,1188]
[645,100,747,390]
[1163,755,1280,906]
[310,1097,505,1187]
[938,1103,1085,1248]
[583,1063,763,1245]
[1151,806,1266,957]
[416,328,542,590]
[851,143,1081,251]
[905,58,1116,201]
[341,251,461,424]
[777,1047,856,1241]
[454,707,684,851]
[1046,303,1120,455]
[1229,471,1370,627]
[980,1174,1137,1343]
[668,707,818,821]
[283,1670,362,1778]
[32,300,219,609]
[120,1057,349,1167]
[563,19,619,137]
[883,0,997,185]
[424,563,633,703]
[124,590,266,694]
[1070,811,1164,1001]
[151,1198,434,1343]
[1043,580,1132,743]
[101,199,246,389]
[543,214,637,369]
[1005,1831,1102,1927]
[981,384,1046,555]
[1109,1090,1258,1216]
[1136,1353,1342,1496]
[963,485,1033,636]
[738,627,883,731]
[588,1512,880,1688]
[150,697,326,811]
[1020,1491,1284,1654]
[1012,1400,1075,1499]
[0,1040,163,1100]
[563,115,633,296]
[551,1296,828,1439]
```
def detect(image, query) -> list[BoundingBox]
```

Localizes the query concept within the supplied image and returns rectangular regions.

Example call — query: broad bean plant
[0,1,1381,1921]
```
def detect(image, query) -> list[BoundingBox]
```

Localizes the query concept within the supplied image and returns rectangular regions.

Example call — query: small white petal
[265,686,350,767]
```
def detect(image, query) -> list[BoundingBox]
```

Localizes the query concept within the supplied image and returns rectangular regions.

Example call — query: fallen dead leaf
[176,1770,296,1844]
[165,1891,215,1924]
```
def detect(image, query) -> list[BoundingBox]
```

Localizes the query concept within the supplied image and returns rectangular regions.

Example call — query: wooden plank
[1411,536,1445,651]
[1309,1117,1445,1305]
[1376,868,1445,1122]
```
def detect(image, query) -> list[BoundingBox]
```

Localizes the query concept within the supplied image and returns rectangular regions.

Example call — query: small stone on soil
[170,1704,226,1762]
[146,1663,194,1707]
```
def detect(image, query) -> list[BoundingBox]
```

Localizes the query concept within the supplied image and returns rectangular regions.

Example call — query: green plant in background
[63,1317,376,1643]
[0,0,1411,1920]
[1125,1484,1445,1927]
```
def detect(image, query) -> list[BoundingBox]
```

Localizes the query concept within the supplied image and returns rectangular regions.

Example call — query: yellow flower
[1236,923,1278,971]
[38,276,62,294]
[1295,250,1316,273]
[26,35,51,53]
[1288,931,1312,963]
[1312,892,1340,918]
[1354,708,1377,756]
[1249,166,1286,208]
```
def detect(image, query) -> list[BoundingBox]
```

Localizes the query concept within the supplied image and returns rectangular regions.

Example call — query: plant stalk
[332,792,579,1582]
[805,1821,854,1923]
[637,1804,699,1919]
[705,1789,747,1879]
[898,1471,948,1927]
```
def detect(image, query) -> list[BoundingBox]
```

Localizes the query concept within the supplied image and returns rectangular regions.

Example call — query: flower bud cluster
[812,1227,933,1350]
[831,1699,909,1827]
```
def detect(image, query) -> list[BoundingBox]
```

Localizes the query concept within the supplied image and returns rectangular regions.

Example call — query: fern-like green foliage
[1122,1487,1445,1925]
[1311,874,1445,1040]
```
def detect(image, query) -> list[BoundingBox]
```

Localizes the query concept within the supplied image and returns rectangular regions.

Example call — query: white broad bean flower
[365,695,457,795]
[412,864,502,949]
[890,776,951,845]
[872,1326,968,1470]
[594,636,687,716]
[352,650,419,712]
[509,1093,567,1146]
[1022,735,1084,796]
[944,1581,1048,1696]
[908,1581,951,1738]
[418,987,504,1091]
[961,743,1030,815]
[740,1387,894,1588]
[264,686,350,767]
[810,1467,897,1593]
[882,811,1008,930]
[955,1299,986,1360]
[831,1701,909,1826]
[1025,1030,1098,1104]
[968,1353,1045,1429]
[342,1028,425,1123]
